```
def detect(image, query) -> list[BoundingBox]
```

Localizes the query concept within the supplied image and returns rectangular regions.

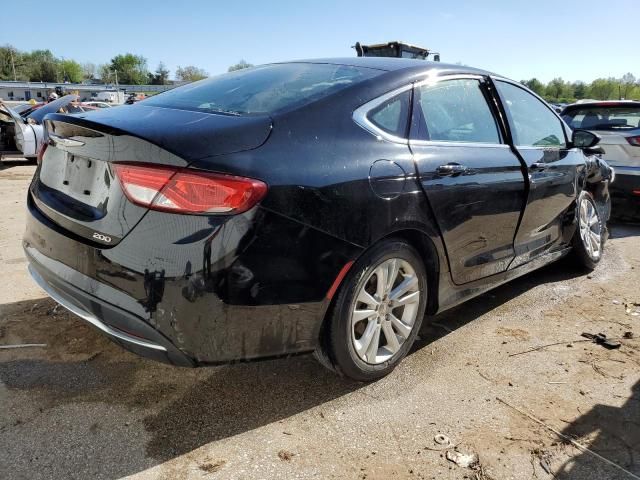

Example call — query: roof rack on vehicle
[353,41,440,62]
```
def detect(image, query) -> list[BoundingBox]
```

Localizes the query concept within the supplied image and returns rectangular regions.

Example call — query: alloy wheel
[350,258,421,364]
[579,197,602,260]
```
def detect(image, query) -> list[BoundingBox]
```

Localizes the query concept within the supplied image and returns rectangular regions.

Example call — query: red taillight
[626,136,640,146]
[113,163,267,215]
[36,142,48,165]
[633,190,640,197]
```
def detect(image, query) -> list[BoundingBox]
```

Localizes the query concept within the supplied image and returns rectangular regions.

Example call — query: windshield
[562,105,640,131]
[143,63,383,115]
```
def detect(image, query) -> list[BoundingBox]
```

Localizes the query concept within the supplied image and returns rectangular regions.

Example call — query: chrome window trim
[409,140,510,149]
[512,145,564,150]
[353,84,413,145]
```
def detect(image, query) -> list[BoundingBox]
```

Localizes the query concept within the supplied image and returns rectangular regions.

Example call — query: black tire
[325,239,428,381]
[571,190,605,270]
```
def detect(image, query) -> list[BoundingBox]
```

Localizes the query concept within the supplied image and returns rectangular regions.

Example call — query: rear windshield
[143,63,383,115]
[562,105,640,131]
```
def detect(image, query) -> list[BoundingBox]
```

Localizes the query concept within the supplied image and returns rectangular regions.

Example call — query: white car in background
[562,100,640,220]
[82,101,113,109]
[0,95,79,162]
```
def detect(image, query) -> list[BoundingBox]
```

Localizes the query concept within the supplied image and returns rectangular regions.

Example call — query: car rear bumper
[25,245,195,366]
[23,188,359,365]
[609,166,640,220]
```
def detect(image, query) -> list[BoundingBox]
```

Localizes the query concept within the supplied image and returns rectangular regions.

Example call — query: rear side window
[143,63,382,115]
[495,81,566,148]
[562,105,640,131]
[414,79,500,144]
[367,90,411,138]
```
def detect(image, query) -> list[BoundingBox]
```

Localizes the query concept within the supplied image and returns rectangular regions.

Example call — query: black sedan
[24,59,612,381]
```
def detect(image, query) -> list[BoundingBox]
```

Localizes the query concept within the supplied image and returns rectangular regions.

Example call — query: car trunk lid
[31,109,271,246]
[48,104,273,161]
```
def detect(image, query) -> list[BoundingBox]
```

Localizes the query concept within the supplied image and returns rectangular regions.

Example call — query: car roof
[563,100,640,110]
[272,57,494,76]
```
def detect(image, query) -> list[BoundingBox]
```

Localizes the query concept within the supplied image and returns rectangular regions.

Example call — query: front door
[410,76,526,285]
[492,80,583,267]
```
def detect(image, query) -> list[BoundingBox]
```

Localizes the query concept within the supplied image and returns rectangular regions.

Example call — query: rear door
[492,79,583,267]
[410,76,526,285]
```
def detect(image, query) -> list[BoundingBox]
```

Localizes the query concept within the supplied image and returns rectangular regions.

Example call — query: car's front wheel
[571,190,604,270]
[326,239,427,381]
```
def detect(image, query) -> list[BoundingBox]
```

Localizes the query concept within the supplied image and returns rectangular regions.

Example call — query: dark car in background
[562,101,640,220]
[24,59,612,381]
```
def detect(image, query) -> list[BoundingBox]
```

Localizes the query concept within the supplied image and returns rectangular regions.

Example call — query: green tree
[228,60,253,72]
[619,73,636,99]
[546,77,566,100]
[572,81,586,100]
[98,64,112,83]
[23,49,58,82]
[587,78,617,100]
[108,53,149,84]
[522,78,545,96]
[175,65,208,82]
[149,62,170,85]
[60,59,83,83]
[0,44,26,81]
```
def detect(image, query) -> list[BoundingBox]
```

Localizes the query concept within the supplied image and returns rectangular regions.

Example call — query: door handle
[530,162,548,171]
[437,163,467,176]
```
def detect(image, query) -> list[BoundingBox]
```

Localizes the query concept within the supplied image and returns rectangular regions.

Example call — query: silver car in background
[562,101,640,220]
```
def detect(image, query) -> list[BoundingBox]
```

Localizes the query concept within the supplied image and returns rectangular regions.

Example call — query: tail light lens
[113,163,267,215]
[36,142,48,165]
[626,136,640,146]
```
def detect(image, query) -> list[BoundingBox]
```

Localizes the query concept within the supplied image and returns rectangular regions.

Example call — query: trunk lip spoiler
[48,132,85,147]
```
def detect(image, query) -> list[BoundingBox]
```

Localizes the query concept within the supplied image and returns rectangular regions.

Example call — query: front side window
[143,63,382,115]
[414,78,500,144]
[496,81,566,148]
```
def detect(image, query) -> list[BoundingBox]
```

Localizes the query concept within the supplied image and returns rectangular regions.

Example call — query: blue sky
[4,0,636,83]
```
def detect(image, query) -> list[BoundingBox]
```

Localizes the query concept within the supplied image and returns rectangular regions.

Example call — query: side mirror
[572,129,600,149]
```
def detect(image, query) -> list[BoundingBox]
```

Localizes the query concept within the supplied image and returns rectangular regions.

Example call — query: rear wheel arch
[314,228,441,373]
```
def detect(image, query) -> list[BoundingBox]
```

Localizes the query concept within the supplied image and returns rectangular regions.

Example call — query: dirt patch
[277,450,294,461]
[198,459,226,473]
[496,327,531,341]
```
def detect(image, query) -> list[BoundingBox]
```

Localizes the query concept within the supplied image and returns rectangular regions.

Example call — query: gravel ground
[1,160,639,480]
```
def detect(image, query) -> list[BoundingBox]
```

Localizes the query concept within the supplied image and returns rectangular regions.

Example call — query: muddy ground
[1,159,639,480]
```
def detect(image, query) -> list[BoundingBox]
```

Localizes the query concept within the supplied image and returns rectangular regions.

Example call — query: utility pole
[9,48,17,81]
